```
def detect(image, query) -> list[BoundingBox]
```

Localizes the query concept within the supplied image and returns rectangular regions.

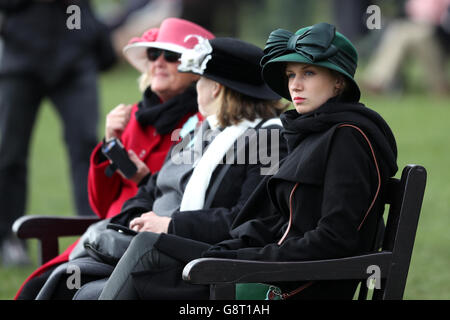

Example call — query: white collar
[206,114,220,130]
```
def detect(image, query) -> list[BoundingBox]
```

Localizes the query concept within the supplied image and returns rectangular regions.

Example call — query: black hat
[178,37,280,100]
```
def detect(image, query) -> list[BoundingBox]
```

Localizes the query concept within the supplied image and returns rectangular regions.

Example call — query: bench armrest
[183,252,392,284]
[12,215,100,265]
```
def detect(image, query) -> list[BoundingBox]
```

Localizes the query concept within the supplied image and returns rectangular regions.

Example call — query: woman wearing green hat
[201,22,399,299]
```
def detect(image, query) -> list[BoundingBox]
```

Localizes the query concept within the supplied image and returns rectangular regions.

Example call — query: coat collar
[279,100,398,178]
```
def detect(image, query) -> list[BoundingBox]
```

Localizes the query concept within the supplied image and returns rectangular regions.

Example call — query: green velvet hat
[261,22,361,102]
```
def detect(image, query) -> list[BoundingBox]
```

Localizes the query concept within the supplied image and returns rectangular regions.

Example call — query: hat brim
[262,52,361,102]
[123,41,187,73]
[179,67,280,101]
[206,73,281,100]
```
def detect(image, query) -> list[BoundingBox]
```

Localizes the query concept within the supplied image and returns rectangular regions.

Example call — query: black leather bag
[84,223,137,265]
[69,218,137,265]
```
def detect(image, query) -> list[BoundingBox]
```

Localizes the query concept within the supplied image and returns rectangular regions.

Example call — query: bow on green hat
[261,23,361,102]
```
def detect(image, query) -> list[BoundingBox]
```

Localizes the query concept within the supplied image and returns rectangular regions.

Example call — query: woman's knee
[125,232,179,271]
[124,232,161,261]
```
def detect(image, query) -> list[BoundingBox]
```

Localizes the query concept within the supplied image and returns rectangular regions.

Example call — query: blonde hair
[138,71,152,92]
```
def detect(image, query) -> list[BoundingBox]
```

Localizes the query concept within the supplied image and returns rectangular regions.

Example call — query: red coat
[14,104,201,299]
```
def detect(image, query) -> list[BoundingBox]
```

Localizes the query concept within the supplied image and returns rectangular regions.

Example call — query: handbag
[83,223,138,266]
[69,218,110,261]
[69,218,137,265]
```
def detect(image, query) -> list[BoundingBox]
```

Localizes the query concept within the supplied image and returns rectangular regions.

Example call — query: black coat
[112,121,288,246]
[142,100,398,300]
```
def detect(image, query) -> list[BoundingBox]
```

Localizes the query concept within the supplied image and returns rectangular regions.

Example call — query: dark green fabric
[235,283,272,300]
[261,23,343,67]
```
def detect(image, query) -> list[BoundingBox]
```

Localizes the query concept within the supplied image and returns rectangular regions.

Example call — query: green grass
[361,93,450,300]
[1,63,449,300]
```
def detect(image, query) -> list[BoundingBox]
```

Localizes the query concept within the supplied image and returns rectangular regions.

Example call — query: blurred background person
[362,0,450,95]
[100,0,182,59]
[332,0,373,43]
[0,0,116,266]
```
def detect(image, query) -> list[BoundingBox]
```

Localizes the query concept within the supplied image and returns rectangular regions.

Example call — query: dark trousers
[0,58,99,238]
[96,232,177,300]
[94,232,210,300]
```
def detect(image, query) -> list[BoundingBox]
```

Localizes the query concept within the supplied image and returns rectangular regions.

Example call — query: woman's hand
[105,104,133,141]
[116,149,150,184]
[129,211,171,234]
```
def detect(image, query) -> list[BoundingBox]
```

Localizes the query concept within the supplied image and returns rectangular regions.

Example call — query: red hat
[123,18,215,73]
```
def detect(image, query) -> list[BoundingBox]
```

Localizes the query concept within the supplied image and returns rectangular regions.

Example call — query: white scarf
[180,117,263,211]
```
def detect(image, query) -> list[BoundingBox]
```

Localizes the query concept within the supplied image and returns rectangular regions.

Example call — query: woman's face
[286,62,340,114]
[196,77,221,117]
[149,51,199,101]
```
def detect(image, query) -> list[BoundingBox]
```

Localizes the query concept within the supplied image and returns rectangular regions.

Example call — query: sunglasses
[146,48,181,63]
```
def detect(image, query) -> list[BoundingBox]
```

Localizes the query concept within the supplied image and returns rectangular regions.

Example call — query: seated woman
[35,37,287,300]
[97,23,398,300]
